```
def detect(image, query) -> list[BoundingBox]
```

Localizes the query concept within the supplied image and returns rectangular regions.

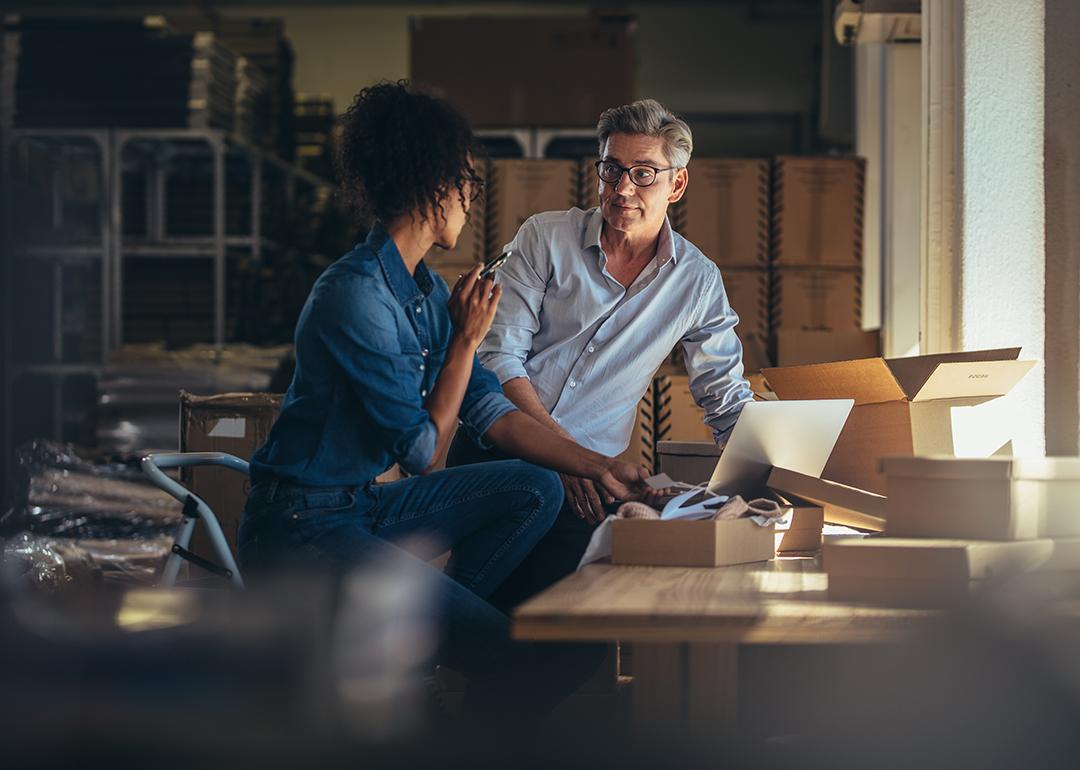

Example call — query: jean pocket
[290,487,361,521]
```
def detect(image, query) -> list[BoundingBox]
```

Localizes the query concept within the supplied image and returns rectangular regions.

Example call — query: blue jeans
[238,460,599,721]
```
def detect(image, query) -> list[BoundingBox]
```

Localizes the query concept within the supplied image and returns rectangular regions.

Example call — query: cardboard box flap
[768,466,888,521]
[910,359,1035,402]
[180,391,283,410]
[762,358,906,405]
[882,348,1023,400]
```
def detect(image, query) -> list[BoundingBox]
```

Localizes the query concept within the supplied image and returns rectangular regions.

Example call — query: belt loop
[266,479,279,503]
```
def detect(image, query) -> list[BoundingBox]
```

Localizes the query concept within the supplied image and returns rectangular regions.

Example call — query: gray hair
[596,99,693,168]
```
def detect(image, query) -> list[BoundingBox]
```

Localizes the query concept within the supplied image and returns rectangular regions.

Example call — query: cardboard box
[488,159,580,252]
[658,440,721,485]
[720,268,770,372]
[655,375,715,444]
[180,392,402,562]
[827,573,980,608]
[180,392,282,561]
[762,348,1036,494]
[771,156,865,266]
[767,466,886,531]
[772,329,880,367]
[823,537,1054,580]
[671,158,770,268]
[882,456,1080,540]
[1040,538,1080,572]
[771,267,861,331]
[410,17,634,127]
[776,506,825,555]
[612,518,775,567]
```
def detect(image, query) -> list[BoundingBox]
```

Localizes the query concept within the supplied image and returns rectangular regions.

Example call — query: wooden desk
[513,557,933,739]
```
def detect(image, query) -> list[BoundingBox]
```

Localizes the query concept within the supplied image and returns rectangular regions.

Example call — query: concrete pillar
[1044,0,1080,455]
[922,0,1046,456]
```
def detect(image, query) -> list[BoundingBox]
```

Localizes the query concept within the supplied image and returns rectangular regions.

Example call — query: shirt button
[569,380,577,388]
[587,345,595,353]
[419,364,425,372]
[416,305,423,314]
[422,348,429,357]
[421,389,428,397]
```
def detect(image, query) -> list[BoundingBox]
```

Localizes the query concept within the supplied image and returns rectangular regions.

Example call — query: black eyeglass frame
[594,159,680,188]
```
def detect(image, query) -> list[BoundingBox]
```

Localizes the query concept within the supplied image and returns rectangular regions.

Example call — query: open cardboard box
[762,348,1035,494]
[611,517,775,568]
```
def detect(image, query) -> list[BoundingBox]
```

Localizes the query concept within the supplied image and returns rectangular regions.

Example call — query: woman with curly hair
[238,81,654,722]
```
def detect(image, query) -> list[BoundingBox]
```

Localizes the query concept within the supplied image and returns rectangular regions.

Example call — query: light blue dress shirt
[479,207,753,457]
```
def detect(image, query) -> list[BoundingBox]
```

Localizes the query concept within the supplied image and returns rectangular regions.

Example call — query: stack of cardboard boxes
[769,156,877,367]
[670,158,771,373]
[824,456,1080,607]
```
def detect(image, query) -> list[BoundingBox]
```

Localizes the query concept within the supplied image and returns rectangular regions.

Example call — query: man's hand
[562,474,613,525]
[448,264,501,349]
[598,460,660,505]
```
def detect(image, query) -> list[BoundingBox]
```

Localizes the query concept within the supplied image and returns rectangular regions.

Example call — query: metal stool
[141,452,248,588]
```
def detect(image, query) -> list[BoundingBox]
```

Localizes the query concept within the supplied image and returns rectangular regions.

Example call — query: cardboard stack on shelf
[671,158,771,373]
[769,156,878,366]
[487,158,580,251]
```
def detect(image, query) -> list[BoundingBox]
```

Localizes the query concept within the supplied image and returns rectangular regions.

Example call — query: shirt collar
[584,207,679,267]
[366,222,434,305]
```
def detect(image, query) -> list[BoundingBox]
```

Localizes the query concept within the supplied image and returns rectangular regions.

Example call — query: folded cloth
[713,496,784,521]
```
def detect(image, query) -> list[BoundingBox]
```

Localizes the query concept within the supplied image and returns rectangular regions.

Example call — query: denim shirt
[479,207,753,456]
[250,224,517,487]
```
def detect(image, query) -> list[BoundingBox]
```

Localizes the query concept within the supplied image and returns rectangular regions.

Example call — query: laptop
[707,399,854,497]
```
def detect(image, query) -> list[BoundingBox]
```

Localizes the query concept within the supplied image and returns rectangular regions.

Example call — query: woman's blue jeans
[237,459,600,721]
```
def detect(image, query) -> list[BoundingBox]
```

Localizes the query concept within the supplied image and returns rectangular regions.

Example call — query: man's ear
[668,167,688,204]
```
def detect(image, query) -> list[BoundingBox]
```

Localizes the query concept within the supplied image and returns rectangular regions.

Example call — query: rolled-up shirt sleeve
[681,269,755,444]
[315,279,436,475]
[459,356,519,445]
[478,216,548,384]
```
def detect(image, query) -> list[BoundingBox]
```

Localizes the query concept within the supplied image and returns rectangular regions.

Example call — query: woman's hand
[449,264,502,349]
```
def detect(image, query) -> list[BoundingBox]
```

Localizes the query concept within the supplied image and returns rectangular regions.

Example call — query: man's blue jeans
[238,459,599,720]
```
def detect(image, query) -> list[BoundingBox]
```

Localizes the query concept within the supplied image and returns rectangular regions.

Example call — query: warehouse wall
[226,2,824,153]
[1044,0,1080,455]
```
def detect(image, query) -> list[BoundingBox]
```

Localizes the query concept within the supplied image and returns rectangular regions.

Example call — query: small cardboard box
[767,466,886,531]
[612,518,775,567]
[489,159,580,252]
[882,456,1080,540]
[776,506,825,554]
[180,392,282,560]
[771,267,861,332]
[771,156,865,266]
[762,348,1036,494]
[827,574,981,608]
[823,536,1054,580]
[658,440,721,485]
[671,158,770,267]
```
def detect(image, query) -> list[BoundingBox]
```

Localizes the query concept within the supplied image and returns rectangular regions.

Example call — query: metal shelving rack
[0,125,331,503]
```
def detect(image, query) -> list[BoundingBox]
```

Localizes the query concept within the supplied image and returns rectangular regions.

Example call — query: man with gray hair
[448,98,754,609]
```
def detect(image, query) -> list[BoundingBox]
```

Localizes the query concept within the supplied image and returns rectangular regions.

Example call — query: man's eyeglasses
[595,159,678,188]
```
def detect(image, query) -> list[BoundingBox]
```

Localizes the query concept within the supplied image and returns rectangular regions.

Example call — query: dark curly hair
[336,80,482,227]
